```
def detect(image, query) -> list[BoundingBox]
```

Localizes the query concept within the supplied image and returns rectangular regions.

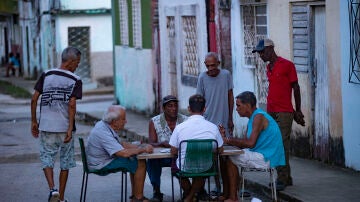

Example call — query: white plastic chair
[240,167,277,201]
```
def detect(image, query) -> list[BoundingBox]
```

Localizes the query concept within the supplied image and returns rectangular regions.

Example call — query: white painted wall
[231,0,261,136]
[340,1,360,170]
[114,46,155,113]
[158,0,208,110]
[60,0,111,10]
[55,15,112,53]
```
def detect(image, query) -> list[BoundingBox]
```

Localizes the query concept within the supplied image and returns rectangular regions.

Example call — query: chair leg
[207,177,211,200]
[171,173,175,202]
[125,172,128,202]
[241,167,245,202]
[121,172,124,202]
[270,169,277,201]
[179,176,183,200]
[83,173,89,202]
[80,172,86,202]
[120,171,128,202]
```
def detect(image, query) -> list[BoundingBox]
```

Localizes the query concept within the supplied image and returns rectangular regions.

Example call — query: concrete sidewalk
[1,76,360,202]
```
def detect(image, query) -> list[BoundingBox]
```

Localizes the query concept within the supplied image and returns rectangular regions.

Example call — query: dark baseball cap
[252,38,275,53]
[162,95,178,106]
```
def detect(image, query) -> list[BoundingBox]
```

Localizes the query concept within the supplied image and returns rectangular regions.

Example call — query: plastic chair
[78,137,128,202]
[240,167,277,201]
[172,139,219,201]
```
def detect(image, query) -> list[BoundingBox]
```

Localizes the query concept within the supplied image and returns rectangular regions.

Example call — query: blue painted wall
[340,1,360,170]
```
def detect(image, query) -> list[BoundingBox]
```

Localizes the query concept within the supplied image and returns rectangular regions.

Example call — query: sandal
[132,196,149,202]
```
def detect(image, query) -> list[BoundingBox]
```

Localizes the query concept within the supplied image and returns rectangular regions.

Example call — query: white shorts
[229,149,270,169]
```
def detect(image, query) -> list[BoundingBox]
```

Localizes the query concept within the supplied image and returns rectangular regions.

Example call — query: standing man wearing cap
[147,95,187,201]
[196,52,234,197]
[252,38,305,190]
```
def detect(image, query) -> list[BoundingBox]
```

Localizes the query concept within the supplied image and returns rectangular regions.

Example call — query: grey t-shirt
[196,69,233,131]
[34,69,82,132]
[86,121,124,170]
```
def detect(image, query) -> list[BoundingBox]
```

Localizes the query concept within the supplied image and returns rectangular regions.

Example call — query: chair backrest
[79,137,89,173]
[179,139,218,173]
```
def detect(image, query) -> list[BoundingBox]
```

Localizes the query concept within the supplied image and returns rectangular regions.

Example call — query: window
[181,16,199,77]
[132,0,142,48]
[241,3,267,67]
[349,0,360,84]
[291,3,310,72]
[119,0,129,46]
[241,1,268,104]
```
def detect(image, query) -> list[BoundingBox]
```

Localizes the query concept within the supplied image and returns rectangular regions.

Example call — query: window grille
[348,0,360,84]
[132,0,142,48]
[68,26,91,83]
[241,3,268,104]
[181,16,199,77]
[119,0,129,46]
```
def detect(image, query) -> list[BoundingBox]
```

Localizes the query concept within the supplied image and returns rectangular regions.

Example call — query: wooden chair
[78,137,128,202]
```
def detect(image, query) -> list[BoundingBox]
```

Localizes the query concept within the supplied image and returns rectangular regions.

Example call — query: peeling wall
[90,51,113,81]
[158,0,208,110]
[114,46,155,114]
[340,1,360,170]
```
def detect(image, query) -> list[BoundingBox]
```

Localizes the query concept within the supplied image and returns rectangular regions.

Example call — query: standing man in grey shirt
[31,47,82,202]
[196,52,234,198]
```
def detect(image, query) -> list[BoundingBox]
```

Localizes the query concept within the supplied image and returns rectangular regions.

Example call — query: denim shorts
[39,131,75,170]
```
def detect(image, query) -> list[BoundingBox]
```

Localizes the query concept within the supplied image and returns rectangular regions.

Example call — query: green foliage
[0,80,32,99]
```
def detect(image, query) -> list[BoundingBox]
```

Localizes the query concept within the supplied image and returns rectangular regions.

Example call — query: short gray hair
[205,52,220,62]
[61,46,81,62]
[102,105,126,123]
[235,91,257,107]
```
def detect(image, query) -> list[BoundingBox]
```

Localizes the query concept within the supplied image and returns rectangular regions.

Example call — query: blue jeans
[146,158,172,189]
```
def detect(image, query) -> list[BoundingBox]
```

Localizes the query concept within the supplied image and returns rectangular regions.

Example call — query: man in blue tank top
[220,91,285,202]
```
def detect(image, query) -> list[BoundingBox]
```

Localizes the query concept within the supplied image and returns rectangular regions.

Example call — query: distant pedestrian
[16,52,22,76]
[252,38,305,191]
[6,52,20,77]
[31,46,82,202]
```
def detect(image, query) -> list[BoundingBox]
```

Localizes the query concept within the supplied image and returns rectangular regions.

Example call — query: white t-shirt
[169,115,224,169]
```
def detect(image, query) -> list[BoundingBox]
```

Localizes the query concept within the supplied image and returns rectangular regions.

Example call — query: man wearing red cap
[253,38,305,191]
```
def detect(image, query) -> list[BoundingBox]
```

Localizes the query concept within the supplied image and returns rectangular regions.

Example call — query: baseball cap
[252,38,274,53]
[162,95,178,106]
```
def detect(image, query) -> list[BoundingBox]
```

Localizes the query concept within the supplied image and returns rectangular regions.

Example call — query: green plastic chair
[78,137,128,202]
[174,139,219,201]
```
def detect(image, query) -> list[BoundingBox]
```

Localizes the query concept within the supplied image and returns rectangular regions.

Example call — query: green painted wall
[141,0,152,49]
[128,0,133,47]
[113,0,152,49]
[112,0,120,45]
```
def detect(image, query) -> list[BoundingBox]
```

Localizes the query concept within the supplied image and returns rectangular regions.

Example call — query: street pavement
[1,75,360,202]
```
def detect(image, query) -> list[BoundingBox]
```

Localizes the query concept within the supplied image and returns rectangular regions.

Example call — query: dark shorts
[101,157,138,174]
